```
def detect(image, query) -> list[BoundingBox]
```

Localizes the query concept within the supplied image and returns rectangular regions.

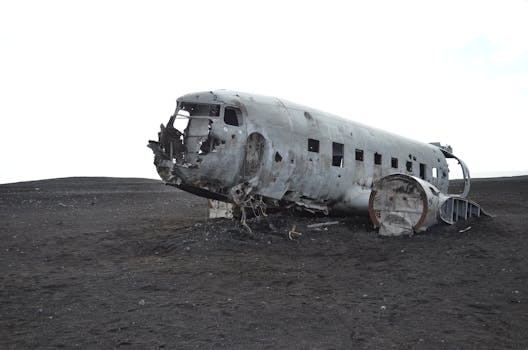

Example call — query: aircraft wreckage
[148,90,487,236]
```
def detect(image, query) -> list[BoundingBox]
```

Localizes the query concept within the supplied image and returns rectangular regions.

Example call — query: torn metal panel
[439,196,490,224]
[369,174,447,236]
[369,174,488,236]
[442,149,471,198]
[208,199,233,219]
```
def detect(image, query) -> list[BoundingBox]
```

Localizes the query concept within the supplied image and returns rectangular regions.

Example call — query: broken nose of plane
[147,116,186,181]
[147,140,173,181]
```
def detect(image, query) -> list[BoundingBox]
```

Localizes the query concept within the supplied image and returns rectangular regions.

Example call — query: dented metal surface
[368,174,487,236]
[369,174,447,236]
[148,90,485,234]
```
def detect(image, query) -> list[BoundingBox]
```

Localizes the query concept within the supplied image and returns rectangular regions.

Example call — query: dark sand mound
[1,177,527,349]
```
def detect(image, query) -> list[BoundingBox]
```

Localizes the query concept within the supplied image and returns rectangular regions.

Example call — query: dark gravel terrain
[1,176,527,349]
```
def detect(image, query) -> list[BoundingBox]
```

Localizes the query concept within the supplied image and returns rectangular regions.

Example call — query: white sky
[1,0,527,184]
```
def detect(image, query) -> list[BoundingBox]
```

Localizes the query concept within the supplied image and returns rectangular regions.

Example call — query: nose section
[148,107,247,198]
[147,141,173,181]
[147,115,185,181]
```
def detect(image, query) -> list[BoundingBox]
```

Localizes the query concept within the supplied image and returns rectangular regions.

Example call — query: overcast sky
[1,0,527,184]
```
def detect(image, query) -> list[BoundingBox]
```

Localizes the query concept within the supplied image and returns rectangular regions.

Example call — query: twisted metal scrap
[237,194,268,235]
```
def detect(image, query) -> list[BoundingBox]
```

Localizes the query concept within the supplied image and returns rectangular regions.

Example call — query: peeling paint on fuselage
[149,90,457,214]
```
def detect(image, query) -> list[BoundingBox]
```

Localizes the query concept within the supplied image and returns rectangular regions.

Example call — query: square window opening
[391,157,398,168]
[332,142,344,167]
[374,153,382,165]
[224,107,241,126]
[419,163,426,179]
[432,167,438,178]
[406,161,413,172]
[308,138,320,153]
[355,149,364,161]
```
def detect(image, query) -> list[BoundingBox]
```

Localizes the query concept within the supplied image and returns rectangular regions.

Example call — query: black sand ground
[1,176,527,349]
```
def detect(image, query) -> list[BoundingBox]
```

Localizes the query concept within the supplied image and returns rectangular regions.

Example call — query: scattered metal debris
[307,221,340,229]
[288,225,302,240]
[208,200,233,219]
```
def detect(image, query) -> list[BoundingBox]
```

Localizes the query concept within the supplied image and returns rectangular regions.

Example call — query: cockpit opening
[179,102,220,117]
[173,102,221,134]
[224,107,242,126]
[171,102,224,158]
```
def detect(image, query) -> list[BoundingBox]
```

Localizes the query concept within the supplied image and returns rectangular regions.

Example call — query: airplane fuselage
[149,90,469,215]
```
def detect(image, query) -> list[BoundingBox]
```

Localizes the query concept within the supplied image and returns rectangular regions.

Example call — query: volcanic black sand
[1,176,527,349]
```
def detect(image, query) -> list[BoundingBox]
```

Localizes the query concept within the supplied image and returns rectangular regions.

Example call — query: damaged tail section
[369,174,489,236]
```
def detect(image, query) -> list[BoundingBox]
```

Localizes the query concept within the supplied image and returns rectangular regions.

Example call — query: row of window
[177,104,242,127]
[307,138,435,179]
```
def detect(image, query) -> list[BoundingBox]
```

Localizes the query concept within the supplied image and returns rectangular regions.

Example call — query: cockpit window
[173,102,220,134]
[173,109,190,133]
[178,102,220,117]
[224,107,242,126]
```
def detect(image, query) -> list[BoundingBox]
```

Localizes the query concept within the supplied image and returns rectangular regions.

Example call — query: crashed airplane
[148,90,486,236]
